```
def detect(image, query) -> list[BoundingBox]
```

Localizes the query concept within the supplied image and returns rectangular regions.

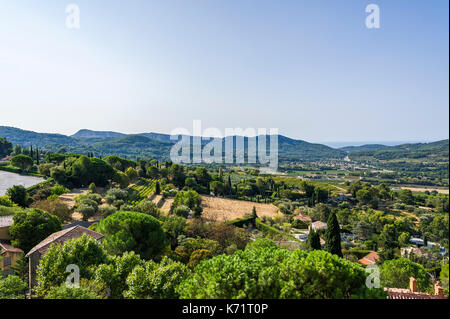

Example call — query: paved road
[0,170,44,196]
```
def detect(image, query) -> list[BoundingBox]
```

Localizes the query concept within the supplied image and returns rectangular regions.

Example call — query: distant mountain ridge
[340,144,389,153]
[72,129,126,139]
[1,126,448,163]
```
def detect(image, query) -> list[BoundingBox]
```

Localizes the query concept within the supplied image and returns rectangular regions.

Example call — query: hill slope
[3,126,445,163]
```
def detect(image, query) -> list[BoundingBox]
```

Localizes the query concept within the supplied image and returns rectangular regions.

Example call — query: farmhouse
[311,221,327,231]
[293,211,312,224]
[25,225,104,292]
[1,241,23,276]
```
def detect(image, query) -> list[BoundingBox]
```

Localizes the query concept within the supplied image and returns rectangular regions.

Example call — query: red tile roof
[0,241,23,254]
[385,288,447,299]
[294,213,312,223]
[358,251,379,266]
[311,221,327,229]
[25,225,103,257]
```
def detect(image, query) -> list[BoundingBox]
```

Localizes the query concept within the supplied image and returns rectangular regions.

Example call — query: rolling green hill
[348,139,449,161]
[1,126,446,165]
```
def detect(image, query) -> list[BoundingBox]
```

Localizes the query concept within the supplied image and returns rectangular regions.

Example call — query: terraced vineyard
[129,179,155,205]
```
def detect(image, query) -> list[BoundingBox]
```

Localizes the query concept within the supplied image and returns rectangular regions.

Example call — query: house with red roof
[311,221,327,231]
[357,251,379,266]
[25,225,104,292]
[1,241,24,276]
[385,277,446,299]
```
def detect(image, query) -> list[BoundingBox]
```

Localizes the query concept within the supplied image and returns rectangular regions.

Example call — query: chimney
[409,277,417,293]
[434,281,444,297]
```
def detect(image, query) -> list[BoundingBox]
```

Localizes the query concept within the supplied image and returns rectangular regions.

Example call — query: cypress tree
[324,211,342,257]
[251,206,258,218]
[227,175,232,194]
[307,228,321,250]
[155,181,161,195]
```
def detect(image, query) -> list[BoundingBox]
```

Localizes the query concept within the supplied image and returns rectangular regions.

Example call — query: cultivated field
[201,196,280,222]
[400,186,449,194]
[160,198,173,213]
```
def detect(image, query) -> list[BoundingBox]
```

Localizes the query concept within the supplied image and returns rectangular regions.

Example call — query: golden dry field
[200,195,280,222]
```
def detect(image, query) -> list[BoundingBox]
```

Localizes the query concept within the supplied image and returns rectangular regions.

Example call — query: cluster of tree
[23,234,389,299]
[348,181,392,208]
[178,242,386,299]
[171,190,203,217]
[74,193,103,221]
[50,155,117,188]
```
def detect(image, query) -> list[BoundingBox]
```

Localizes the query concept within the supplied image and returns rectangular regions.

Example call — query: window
[3,257,11,267]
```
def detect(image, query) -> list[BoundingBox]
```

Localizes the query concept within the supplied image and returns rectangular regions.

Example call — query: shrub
[50,185,70,196]
[125,257,190,299]
[173,205,190,218]
[0,196,16,207]
[38,163,55,177]
[245,238,278,250]
[77,204,96,221]
[87,193,102,205]
[105,188,128,205]
[98,205,117,217]
[0,275,27,299]
[6,185,29,208]
[187,249,213,268]
[31,199,72,222]
[133,200,161,218]
[174,237,221,264]
[89,183,97,193]
[44,279,106,299]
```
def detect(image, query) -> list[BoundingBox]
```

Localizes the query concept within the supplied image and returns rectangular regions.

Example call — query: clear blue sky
[0,0,448,143]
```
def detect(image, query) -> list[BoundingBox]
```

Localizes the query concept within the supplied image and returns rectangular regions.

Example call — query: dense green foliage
[6,185,29,207]
[125,257,190,299]
[324,211,342,257]
[171,190,202,216]
[35,235,108,297]
[177,247,386,299]
[96,211,168,260]
[380,258,431,292]
[10,209,61,253]
[10,154,33,171]
[0,273,27,299]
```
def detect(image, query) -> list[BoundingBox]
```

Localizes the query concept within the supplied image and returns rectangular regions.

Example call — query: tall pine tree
[324,211,342,257]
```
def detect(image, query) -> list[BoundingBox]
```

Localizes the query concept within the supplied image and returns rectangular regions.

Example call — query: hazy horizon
[1,1,449,142]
